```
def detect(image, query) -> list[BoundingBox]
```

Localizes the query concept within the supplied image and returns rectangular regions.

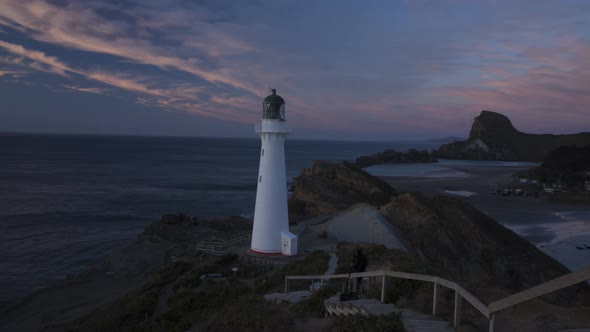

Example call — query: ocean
[0,133,439,305]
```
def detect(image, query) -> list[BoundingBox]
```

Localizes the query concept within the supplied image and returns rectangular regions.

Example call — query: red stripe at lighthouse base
[249,248,283,256]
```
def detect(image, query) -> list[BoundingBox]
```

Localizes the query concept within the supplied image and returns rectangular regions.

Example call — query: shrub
[293,286,337,317]
[257,250,330,293]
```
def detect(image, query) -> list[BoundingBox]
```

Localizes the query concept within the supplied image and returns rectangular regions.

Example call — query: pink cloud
[429,37,590,134]
[0,40,259,122]
[0,68,28,77]
[0,40,73,77]
[0,0,266,96]
[63,85,107,95]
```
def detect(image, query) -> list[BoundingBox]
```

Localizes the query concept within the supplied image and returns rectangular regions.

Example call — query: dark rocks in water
[354,148,437,168]
[381,192,590,306]
[435,110,590,161]
[144,215,249,244]
[288,160,397,221]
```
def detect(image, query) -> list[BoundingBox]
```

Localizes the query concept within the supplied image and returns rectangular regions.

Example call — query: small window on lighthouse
[259,175,262,183]
[262,149,264,157]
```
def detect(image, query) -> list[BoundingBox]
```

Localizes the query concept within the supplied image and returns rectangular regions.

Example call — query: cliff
[436,110,590,161]
[381,193,590,305]
[289,160,590,305]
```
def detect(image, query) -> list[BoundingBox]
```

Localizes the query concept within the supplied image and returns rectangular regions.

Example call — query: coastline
[371,161,590,272]
[2,158,589,331]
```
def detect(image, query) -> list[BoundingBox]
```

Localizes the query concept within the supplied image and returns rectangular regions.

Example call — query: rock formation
[436,110,590,161]
[288,160,398,221]
[381,193,590,305]
[289,159,589,305]
[354,148,437,168]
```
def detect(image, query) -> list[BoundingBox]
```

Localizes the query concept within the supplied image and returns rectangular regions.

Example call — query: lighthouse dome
[262,89,286,120]
[263,89,285,104]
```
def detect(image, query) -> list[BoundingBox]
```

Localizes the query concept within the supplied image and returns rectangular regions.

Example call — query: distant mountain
[434,111,590,161]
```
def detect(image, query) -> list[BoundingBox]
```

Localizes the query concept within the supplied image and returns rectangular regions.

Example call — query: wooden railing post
[381,275,386,303]
[284,279,289,294]
[454,290,462,328]
[489,313,495,332]
[432,282,439,315]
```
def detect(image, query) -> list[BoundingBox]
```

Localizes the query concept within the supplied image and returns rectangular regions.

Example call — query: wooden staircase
[323,294,454,332]
[286,266,590,332]
[195,233,250,257]
[324,295,398,317]
[402,309,455,332]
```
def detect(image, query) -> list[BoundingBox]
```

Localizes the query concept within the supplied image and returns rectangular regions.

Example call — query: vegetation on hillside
[515,145,590,189]
[50,250,343,332]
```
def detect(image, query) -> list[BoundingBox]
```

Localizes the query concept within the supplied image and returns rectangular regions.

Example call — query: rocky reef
[435,110,590,161]
[353,148,437,168]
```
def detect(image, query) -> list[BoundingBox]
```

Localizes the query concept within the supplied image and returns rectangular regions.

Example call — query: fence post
[489,313,495,332]
[453,290,462,328]
[432,282,439,315]
[284,279,289,294]
[381,275,386,303]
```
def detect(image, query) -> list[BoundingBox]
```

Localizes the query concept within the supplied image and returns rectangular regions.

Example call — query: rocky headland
[289,160,588,302]
[3,157,589,331]
[288,160,397,221]
[353,148,437,168]
[435,110,590,161]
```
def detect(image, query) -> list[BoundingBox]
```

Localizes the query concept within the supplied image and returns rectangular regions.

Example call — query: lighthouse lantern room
[250,89,297,256]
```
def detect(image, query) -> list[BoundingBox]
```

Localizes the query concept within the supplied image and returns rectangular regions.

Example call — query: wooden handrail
[196,234,250,250]
[285,266,590,331]
[195,234,251,259]
[286,270,383,280]
[286,270,489,319]
[488,266,590,313]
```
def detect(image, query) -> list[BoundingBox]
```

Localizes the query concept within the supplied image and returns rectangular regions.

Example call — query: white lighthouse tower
[250,89,297,256]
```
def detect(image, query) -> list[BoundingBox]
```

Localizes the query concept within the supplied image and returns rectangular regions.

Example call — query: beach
[367,160,590,272]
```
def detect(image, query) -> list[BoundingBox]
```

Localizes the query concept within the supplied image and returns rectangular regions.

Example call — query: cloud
[0,0,265,95]
[0,0,589,138]
[436,38,590,133]
[0,68,27,77]
[0,40,73,77]
[63,85,107,95]
[0,40,251,121]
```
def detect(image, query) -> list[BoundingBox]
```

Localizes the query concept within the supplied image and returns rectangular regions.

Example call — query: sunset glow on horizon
[1,0,589,140]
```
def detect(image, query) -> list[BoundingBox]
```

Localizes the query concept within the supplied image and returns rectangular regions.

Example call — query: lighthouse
[250,89,297,256]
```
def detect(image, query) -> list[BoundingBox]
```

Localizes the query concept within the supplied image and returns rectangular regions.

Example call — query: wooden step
[402,309,454,332]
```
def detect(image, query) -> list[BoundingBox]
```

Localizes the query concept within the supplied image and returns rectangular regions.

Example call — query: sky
[0,0,589,140]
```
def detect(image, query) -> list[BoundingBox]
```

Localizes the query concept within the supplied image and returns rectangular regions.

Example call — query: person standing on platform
[352,248,367,292]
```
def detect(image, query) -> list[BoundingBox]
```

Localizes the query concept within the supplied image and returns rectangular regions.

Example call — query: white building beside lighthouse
[250,89,297,256]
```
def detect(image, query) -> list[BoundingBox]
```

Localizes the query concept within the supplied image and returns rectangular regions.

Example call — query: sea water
[0,133,438,305]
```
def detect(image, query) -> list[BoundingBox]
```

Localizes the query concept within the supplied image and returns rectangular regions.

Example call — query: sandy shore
[371,162,590,272]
